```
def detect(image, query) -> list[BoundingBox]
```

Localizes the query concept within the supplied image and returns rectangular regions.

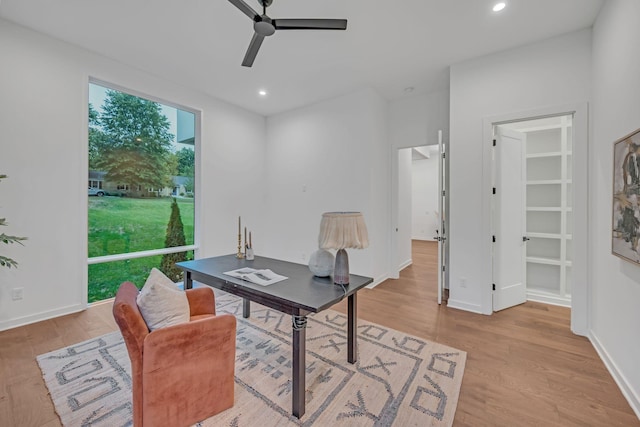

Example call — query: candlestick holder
[237,233,245,259]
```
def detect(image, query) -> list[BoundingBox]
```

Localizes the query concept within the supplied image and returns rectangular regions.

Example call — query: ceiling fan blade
[228,0,260,21]
[273,19,347,30]
[242,33,265,67]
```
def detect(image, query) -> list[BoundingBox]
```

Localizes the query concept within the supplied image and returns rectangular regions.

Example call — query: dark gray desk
[177,254,373,418]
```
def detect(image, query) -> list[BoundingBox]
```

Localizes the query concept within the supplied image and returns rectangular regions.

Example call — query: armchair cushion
[136,268,190,331]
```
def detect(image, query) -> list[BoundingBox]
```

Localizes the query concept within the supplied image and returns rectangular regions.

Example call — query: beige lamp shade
[318,212,369,250]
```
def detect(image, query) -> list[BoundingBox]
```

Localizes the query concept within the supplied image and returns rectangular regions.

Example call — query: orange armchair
[113,282,236,427]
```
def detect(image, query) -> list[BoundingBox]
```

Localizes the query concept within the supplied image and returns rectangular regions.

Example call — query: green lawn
[88,196,194,302]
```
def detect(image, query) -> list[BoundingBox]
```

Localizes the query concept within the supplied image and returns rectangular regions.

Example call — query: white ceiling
[0,0,603,116]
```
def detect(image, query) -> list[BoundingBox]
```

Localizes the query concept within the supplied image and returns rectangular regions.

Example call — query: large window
[88,81,197,302]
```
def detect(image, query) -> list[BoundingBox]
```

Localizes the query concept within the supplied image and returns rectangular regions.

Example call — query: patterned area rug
[37,292,466,426]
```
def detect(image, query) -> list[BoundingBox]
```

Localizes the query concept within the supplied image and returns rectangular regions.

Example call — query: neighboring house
[88,170,192,197]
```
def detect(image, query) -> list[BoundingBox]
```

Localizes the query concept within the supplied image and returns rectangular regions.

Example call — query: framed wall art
[612,127,640,264]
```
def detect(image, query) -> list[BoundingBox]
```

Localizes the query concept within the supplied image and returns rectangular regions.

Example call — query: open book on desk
[223,268,288,286]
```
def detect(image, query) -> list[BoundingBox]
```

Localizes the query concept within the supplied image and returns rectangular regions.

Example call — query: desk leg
[347,292,357,363]
[292,314,307,418]
[243,298,250,319]
[184,272,193,290]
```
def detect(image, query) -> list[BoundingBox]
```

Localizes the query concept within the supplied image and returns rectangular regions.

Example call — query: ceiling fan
[228,0,347,67]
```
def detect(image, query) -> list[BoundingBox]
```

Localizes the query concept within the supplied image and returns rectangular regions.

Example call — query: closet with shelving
[503,115,573,306]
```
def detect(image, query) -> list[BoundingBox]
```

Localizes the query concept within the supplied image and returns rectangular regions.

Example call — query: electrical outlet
[301,252,306,261]
[459,277,467,288]
[11,287,24,301]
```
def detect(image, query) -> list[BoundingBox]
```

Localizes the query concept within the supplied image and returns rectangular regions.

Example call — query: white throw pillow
[136,268,190,331]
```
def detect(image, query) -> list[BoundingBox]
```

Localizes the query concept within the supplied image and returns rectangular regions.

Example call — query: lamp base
[334,248,349,285]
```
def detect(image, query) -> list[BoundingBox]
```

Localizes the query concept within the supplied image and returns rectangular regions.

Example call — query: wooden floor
[1,240,638,426]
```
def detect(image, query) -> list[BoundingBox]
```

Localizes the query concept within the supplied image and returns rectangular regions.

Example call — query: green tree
[160,198,186,281]
[96,90,174,196]
[182,165,195,194]
[88,103,107,169]
[0,175,27,268]
[175,147,195,176]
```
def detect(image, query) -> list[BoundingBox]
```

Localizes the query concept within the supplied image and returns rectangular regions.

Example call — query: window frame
[86,78,200,267]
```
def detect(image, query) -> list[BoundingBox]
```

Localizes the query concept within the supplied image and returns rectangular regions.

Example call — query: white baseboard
[526,290,571,307]
[446,299,485,314]
[0,303,85,332]
[366,274,389,289]
[398,259,412,271]
[589,331,640,420]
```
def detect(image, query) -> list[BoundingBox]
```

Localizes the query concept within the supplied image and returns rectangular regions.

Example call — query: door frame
[389,133,449,295]
[482,103,588,335]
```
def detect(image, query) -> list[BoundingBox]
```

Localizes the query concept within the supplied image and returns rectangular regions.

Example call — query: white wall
[590,0,640,416]
[412,151,440,241]
[397,148,412,269]
[389,89,449,150]
[389,90,449,278]
[263,89,390,283]
[0,19,267,331]
[449,29,592,314]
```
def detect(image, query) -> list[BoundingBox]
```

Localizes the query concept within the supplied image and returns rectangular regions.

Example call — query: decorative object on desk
[308,248,334,277]
[236,216,244,258]
[37,292,466,427]
[245,230,254,259]
[613,127,640,264]
[224,267,287,286]
[318,212,369,285]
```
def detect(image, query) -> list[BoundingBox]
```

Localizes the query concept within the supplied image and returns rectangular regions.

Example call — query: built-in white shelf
[527,152,562,159]
[527,207,572,212]
[524,115,573,302]
[527,179,563,185]
[526,288,571,307]
[527,207,561,212]
[528,232,561,239]
[527,256,572,267]
[527,256,561,266]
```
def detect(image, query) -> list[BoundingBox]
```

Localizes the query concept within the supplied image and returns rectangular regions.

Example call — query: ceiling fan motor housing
[255,16,276,36]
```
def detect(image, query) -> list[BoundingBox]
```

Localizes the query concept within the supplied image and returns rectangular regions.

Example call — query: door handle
[523,236,530,242]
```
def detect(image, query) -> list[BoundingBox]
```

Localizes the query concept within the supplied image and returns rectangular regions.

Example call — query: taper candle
[244,227,247,249]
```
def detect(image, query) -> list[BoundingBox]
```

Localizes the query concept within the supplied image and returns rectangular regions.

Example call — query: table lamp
[318,212,369,285]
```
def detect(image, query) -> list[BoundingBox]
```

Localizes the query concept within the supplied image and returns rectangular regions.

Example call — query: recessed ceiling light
[493,2,506,12]
[258,90,268,96]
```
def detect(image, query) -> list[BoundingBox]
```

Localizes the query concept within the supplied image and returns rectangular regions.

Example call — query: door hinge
[493,139,496,146]
[492,235,496,243]
[492,187,496,195]
[442,265,446,272]
[492,283,496,291]
[442,152,446,159]
[442,190,446,197]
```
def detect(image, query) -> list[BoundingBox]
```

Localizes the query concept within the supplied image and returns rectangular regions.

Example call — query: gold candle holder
[237,216,244,258]
[237,234,244,259]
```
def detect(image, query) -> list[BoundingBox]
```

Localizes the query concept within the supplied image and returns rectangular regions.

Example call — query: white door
[493,127,527,311]
[437,130,446,304]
